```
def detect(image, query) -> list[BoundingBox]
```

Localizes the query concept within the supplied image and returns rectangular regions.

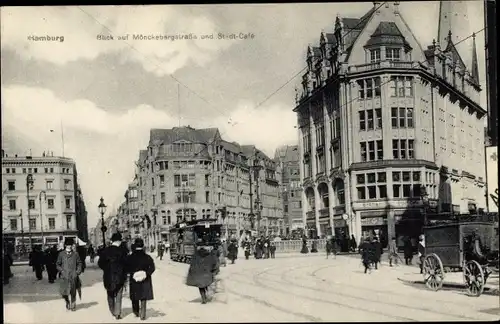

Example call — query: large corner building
[127,126,282,248]
[294,2,487,246]
[2,151,88,251]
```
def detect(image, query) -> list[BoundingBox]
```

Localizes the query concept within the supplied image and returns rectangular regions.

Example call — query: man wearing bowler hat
[98,232,129,320]
[56,237,82,311]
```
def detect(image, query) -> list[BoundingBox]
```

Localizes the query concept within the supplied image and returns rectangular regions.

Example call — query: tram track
[277,263,487,321]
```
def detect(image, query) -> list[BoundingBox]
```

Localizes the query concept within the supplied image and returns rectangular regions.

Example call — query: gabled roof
[443,36,467,72]
[274,145,299,162]
[365,21,412,49]
[149,127,218,146]
[221,140,242,154]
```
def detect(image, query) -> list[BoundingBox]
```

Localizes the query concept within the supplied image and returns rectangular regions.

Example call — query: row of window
[369,48,403,63]
[2,167,70,175]
[8,197,72,210]
[8,215,73,231]
[358,107,414,131]
[6,179,72,191]
[357,76,414,100]
[356,170,423,200]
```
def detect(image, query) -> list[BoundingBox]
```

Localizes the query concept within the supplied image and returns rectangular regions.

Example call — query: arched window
[176,208,197,222]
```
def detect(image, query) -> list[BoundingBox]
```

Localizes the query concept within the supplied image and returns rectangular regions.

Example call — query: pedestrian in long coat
[388,237,399,267]
[98,233,129,320]
[126,238,155,320]
[243,241,251,260]
[56,237,82,311]
[358,237,374,274]
[30,245,45,280]
[371,237,382,269]
[186,238,218,304]
[269,242,276,258]
[3,247,13,285]
[300,237,309,254]
[403,236,413,265]
[254,239,263,259]
[45,245,59,283]
[350,235,357,252]
[227,239,238,264]
[217,239,227,267]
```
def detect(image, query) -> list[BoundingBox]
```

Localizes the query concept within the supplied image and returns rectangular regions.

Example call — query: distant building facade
[2,151,88,251]
[275,145,303,234]
[130,126,282,248]
[294,2,486,245]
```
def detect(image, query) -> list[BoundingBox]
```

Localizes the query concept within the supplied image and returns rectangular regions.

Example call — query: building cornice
[349,159,439,172]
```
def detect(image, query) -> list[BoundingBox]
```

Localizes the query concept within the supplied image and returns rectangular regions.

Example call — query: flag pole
[60,119,65,157]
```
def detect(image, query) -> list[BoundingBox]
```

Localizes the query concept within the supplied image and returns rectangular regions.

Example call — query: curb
[397,277,500,295]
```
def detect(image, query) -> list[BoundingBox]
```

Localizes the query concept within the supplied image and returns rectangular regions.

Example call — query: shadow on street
[3,260,103,305]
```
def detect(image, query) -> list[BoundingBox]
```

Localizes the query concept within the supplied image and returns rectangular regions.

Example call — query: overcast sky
[1,2,487,228]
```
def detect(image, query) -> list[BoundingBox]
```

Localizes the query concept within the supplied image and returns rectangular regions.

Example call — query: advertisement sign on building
[486,146,498,212]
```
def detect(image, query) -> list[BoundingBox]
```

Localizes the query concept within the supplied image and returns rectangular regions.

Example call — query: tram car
[169,218,223,263]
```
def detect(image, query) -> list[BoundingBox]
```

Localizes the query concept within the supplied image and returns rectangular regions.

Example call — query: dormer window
[386,48,401,61]
[370,49,381,63]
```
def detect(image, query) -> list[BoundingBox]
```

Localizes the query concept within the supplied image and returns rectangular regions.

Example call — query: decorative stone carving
[330,168,345,181]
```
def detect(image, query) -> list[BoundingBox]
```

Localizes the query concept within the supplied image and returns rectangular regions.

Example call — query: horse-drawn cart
[423,220,499,297]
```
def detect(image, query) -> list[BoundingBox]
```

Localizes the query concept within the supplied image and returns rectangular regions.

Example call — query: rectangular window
[367,110,374,130]
[48,218,55,230]
[370,49,380,63]
[174,175,181,187]
[408,140,415,159]
[28,199,35,210]
[402,171,411,182]
[11,168,16,174]
[160,175,165,187]
[407,108,414,128]
[360,142,367,162]
[368,186,377,199]
[64,179,70,190]
[47,198,54,209]
[65,197,71,209]
[9,200,16,210]
[399,108,406,127]
[8,181,15,191]
[374,78,381,97]
[357,174,365,184]
[387,48,401,61]
[375,109,382,129]
[29,218,36,230]
[393,185,401,198]
[390,77,397,97]
[46,180,53,190]
[206,191,210,203]
[188,174,196,187]
[151,177,155,188]
[392,171,401,182]
[205,175,210,187]
[400,140,407,159]
[413,184,422,197]
[368,141,375,161]
[376,140,383,160]
[403,184,411,197]
[366,79,373,98]
[34,168,38,173]
[152,195,156,206]
[66,215,72,230]
[162,215,167,225]
[391,108,398,127]
[357,80,365,99]
[405,78,413,97]
[397,78,405,97]
[160,192,166,204]
[357,187,366,200]
[10,219,17,231]
[359,111,366,131]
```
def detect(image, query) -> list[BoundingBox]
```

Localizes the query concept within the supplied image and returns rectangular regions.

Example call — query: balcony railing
[348,60,415,73]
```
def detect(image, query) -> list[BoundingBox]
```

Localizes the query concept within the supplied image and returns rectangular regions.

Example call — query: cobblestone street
[4,255,499,323]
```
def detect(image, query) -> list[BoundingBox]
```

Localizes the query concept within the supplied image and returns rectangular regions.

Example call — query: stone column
[314,185,321,237]
[328,180,335,236]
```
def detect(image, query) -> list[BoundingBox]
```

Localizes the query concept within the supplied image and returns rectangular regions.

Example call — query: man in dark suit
[98,233,129,320]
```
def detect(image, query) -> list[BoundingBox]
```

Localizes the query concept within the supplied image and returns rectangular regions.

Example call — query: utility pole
[253,159,263,237]
[249,167,254,231]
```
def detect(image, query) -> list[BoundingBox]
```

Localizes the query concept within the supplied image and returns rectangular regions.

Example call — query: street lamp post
[38,191,47,246]
[420,186,429,227]
[98,197,107,246]
[26,174,34,249]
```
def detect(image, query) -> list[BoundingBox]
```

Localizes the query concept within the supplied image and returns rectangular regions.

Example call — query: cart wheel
[463,260,485,297]
[423,253,445,291]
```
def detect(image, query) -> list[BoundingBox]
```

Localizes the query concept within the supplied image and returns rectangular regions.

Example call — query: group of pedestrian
[250,236,276,259]
[98,233,156,320]
[156,241,170,260]
[358,236,383,274]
